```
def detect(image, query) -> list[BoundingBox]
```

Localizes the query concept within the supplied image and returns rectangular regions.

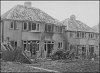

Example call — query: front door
[30,42,37,57]
[47,44,53,57]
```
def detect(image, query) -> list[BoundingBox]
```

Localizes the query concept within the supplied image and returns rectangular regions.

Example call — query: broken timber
[1,43,32,64]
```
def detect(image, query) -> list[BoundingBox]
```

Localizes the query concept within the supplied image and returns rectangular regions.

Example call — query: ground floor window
[77,45,86,55]
[23,40,39,53]
[58,42,62,49]
[89,45,94,54]
[10,41,17,49]
[23,41,27,51]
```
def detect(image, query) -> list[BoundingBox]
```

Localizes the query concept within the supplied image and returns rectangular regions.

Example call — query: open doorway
[44,41,54,58]
[47,44,53,57]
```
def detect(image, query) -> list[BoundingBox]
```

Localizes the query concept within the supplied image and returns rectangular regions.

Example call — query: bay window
[23,22,28,30]
[32,23,36,30]
[10,21,17,29]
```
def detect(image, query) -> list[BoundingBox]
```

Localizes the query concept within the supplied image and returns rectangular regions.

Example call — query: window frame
[10,21,14,29]
[23,22,28,30]
[10,21,18,29]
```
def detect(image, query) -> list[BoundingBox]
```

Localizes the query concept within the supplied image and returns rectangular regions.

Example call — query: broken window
[58,42,62,49]
[10,41,17,49]
[10,21,17,29]
[32,23,36,30]
[77,32,80,38]
[70,32,73,38]
[23,41,27,51]
[27,41,30,52]
[37,24,39,30]
[15,41,17,48]
[10,22,14,28]
[10,41,14,48]
[23,22,27,30]
[36,41,39,51]
[60,27,62,33]
[14,21,17,29]
[48,25,52,31]
[82,32,84,38]
[95,34,98,39]
[45,24,53,32]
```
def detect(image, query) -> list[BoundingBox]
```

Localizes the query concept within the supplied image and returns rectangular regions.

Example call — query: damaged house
[0,2,99,60]
[0,2,66,59]
[61,15,99,59]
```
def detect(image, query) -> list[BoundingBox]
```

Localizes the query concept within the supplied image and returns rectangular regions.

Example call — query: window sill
[9,28,19,30]
[29,30,41,32]
[25,51,30,53]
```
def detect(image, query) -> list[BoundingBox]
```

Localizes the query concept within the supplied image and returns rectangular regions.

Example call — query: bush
[1,47,32,64]
[2,50,16,61]
[51,50,64,60]
[2,47,22,61]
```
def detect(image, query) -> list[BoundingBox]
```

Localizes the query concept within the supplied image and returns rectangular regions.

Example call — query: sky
[1,1,99,27]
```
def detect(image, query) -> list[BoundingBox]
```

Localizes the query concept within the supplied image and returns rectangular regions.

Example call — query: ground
[1,59,99,72]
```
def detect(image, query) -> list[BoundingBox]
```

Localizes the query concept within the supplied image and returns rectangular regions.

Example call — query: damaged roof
[92,24,99,33]
[61,15,96,33]
[1,4,63,25]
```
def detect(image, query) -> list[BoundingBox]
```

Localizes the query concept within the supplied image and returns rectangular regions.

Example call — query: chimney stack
[24,2,32,7]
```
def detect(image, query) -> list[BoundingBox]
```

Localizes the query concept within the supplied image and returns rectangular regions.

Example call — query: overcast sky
[1,1,99,27]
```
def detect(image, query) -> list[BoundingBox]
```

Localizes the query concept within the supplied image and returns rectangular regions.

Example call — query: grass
[1,59,99,72]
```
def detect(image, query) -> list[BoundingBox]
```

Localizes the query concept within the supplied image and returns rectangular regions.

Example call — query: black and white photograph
[0,0,99,72]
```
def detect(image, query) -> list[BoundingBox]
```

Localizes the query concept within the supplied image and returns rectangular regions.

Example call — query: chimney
[70,15,76,20]
[24,2,32,7]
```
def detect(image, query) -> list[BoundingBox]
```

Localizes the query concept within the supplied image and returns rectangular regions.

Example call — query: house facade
[62,15,99,59]
[1,2,99,59]
[1,2,66,58]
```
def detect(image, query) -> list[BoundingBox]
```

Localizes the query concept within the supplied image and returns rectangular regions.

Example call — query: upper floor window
[29,22,31,30]
[45,24,53,32]
[10,22,14,28]
[95,34,98,39]
[89,33,94,39]
[10,21,17,29]
[82,32,86,38]
[32,23,36,30]
[23,22,40,31]
[55,26,63,33]
[70,32,74,38]
[23,22,28,30]
[77,32,80,38]
[37,24,39,30]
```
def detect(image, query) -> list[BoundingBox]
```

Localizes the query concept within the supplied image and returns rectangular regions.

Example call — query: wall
[3,20,23,47]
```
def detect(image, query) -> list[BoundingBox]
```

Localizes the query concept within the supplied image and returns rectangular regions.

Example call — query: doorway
[44,41,54,58]
[47,44,53,57]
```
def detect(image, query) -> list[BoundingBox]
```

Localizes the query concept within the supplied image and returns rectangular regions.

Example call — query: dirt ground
[1,59,99,72]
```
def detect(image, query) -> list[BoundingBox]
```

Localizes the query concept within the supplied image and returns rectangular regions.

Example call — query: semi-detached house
[0,2,66,58]
[61,15,99,58]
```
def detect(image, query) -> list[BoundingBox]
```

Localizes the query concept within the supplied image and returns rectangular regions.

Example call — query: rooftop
[1,2,63,26]
[61,15,96,33]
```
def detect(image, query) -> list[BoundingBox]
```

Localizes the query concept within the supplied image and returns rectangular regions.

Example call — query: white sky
[1,1,99,27]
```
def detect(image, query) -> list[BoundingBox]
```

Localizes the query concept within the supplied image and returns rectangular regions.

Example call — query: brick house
[1,2,66,58]
[62,15,99,58]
